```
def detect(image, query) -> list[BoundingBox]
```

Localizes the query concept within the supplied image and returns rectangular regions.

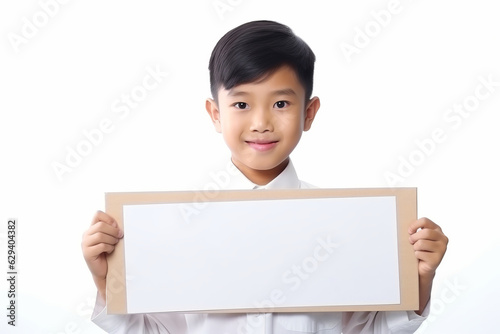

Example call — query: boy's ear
[206,98,222,133]
[303,96,320,131]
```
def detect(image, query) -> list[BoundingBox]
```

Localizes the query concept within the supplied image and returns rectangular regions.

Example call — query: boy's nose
[249,108,274,132]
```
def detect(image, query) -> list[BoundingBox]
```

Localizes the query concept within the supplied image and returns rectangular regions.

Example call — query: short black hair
[209,20,315,103]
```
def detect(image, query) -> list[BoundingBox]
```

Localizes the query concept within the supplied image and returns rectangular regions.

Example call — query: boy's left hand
[409,217,448,314]
[408,217,448,278]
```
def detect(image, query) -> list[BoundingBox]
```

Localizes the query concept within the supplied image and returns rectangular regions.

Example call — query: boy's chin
[242,159,289,172]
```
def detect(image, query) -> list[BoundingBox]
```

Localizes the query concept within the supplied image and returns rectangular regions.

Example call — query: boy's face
[206,65,320,185]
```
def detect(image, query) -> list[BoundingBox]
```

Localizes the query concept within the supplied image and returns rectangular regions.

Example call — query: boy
[82,20,448,333]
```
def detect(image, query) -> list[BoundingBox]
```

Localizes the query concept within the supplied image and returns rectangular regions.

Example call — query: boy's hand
[408,217,448,314]
[408,217,448,277]
[81,210,123,300]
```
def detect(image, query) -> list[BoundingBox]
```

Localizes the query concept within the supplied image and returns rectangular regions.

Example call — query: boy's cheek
[215,122,222,133]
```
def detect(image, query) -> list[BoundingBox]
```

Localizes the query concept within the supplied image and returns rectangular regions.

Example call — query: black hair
[209,20,315,103]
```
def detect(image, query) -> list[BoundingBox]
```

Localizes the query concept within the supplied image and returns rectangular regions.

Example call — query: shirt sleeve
[342,303,430,334]
[91,293,187,334]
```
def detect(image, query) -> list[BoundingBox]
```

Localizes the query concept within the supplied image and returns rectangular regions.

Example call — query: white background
[0,0,498,333]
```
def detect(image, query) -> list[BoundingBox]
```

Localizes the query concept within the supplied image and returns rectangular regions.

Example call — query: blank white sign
[122,195,400,314]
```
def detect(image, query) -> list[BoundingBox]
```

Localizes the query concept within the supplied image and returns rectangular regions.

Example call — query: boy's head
[206,20,320,185]
[208,20,316,104]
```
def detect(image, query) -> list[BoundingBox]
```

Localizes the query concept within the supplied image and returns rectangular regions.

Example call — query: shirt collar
[224,159,301,190]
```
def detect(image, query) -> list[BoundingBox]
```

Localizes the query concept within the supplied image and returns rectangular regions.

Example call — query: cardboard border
[105,187,418,314]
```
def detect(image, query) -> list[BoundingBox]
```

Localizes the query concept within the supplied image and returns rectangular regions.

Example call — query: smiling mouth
[245,140,278,152]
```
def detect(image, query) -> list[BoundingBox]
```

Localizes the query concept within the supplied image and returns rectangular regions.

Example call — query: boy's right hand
[81,210,123,300]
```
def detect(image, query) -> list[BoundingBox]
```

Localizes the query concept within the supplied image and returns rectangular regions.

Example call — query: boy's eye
[274,101,289,109]
[234,102,248,109]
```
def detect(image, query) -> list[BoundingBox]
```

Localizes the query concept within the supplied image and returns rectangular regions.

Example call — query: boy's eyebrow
[227,88,298,97]
[227,89,249,97]
[271,88,298,97]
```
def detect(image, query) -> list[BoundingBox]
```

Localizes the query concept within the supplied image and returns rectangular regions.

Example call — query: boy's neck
[232,158,290,186]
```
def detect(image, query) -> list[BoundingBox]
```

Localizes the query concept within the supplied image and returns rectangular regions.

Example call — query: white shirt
[92,160,429,333]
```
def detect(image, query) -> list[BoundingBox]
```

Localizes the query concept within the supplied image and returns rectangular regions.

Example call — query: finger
[84,231,121,249]
[414,251,442,272]
[85,221,123,241]
[409,228,444,244]
[408,217,441,234]
[412,239,445,252]
[86,243,116,259]
[91,210,118,228]
[414,250,443,267]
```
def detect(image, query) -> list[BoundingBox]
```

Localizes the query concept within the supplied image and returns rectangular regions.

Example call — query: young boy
[82,20,448,333]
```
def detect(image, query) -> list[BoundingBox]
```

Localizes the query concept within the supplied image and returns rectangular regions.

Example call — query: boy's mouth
[245,140,279,152]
